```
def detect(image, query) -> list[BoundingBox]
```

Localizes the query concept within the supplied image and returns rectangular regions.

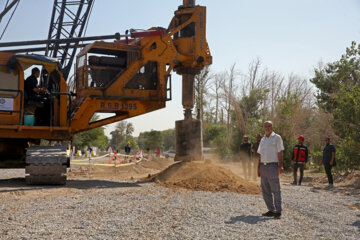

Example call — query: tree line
[196,42,359,172]
[73,118,176,153]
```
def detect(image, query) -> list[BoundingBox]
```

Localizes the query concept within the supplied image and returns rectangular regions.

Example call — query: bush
[310,150,323,167]
[211,134,231,159]
[336,137,360,173]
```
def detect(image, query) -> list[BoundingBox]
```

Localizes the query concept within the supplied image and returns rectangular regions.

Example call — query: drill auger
[174,0,210,162]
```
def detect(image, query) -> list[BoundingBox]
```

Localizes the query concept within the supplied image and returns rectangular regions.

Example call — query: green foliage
[336,137,360,171]
[310,150,323,166]
[245,118,263,142]
[311,41,360,170]
[118,136,139,152]
[73,126,108,150]
[239,89,268,119]
[203,124,226,146]
[203,124,230,158]
[162,129,176,150]
[282,141,296,170]
[231,117,263,152]
[311,41,360,113]
[273,93,302,170]
[138,130,163,150]
[275,93,300,140]
[137,129,176,151]
[332,84,360,140]
[109,121,134,149]
[229,88,267,154]
[72,114,108,150]
[212,133,231,158]
[230,129,242,153]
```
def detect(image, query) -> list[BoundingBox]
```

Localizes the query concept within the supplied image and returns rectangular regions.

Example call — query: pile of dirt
[147,161,261,194]
[339,171,360,189]
[68,164,156,179]
[141,157,173,170]
[68,157,174,180]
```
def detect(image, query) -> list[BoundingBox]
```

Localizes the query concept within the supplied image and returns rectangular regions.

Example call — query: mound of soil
[68,165,148,178]
[141,157,173,170]
[147,161,261,194]
[340,171,360,189]
[68,157,174,180]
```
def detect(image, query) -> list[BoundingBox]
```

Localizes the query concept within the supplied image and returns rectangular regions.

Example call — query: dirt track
[1,158,360,239]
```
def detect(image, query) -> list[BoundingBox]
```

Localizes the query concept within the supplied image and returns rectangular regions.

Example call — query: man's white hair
[264,120,273,126]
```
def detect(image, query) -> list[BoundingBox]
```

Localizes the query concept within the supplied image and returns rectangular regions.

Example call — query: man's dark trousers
[324,162,333,184]
[293,163,304,185]
[260,163,281,213]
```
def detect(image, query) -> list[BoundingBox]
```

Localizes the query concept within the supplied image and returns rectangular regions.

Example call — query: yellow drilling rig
[0,0,212,184]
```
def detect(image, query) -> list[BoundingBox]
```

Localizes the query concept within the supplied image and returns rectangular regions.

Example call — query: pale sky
[1,0,359,136]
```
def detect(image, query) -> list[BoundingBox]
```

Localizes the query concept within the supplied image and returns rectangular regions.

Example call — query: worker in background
[125,142,131,155]
[320,137,336,189]
[239,135,252,179]
[257,121,284,219]
[87,146,93,160]
[251,134,262,181]
[291,135,309,186]
[156,145,161,157]
[125,142,131,162]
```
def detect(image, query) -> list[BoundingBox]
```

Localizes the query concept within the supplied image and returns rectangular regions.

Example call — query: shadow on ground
[225,215,272,225]
[352,215,360,232]
[0,177,150,193]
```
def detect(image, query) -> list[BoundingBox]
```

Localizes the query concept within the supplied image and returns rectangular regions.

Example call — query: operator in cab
[24,67,50,125]
[24,67,48,104]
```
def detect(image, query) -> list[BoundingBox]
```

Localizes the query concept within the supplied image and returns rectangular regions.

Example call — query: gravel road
[0,169,359,240]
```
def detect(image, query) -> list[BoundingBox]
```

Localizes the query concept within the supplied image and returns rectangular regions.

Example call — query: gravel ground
[0,169,360,240]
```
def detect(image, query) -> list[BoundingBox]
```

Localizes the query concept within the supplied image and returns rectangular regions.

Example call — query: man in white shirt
[257,121,284,219]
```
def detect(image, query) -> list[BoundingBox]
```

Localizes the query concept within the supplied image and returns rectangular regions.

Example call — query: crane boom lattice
[46,0,95,80]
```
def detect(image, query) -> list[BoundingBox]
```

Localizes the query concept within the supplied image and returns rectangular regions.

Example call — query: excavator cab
[0,53,69,130]
[0,53,71,182]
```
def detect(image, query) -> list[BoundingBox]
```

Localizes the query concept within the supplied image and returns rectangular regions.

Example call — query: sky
[1,0,359,137]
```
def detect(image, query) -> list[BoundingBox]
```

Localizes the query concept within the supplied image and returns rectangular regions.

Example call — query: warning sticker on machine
[0,98,14,111]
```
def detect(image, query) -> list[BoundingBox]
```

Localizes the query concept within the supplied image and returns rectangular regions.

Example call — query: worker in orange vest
[291,135,309,185]
[156,145,161,157]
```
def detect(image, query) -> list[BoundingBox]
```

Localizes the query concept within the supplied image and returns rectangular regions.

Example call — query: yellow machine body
[0,2,212,143]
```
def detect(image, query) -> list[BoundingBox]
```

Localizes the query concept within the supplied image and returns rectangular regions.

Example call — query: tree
[209,72,225,124]
[203,124,229,157]
[109,121,134,149]
[119,136,139,152]
[194,65,213,122]
[311,41,360,170]
[162,129,176,150]
[125,122,134,137]
[72,114,108,150]
[137,130,162,150]
[221,64,238,139]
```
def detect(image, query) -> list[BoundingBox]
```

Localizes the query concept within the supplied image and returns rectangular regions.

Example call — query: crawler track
[25,146,69,185]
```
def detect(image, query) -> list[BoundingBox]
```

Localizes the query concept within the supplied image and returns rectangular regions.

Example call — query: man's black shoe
[262,211,275,217]
[291,182,297,185]
[274,212,281,219]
